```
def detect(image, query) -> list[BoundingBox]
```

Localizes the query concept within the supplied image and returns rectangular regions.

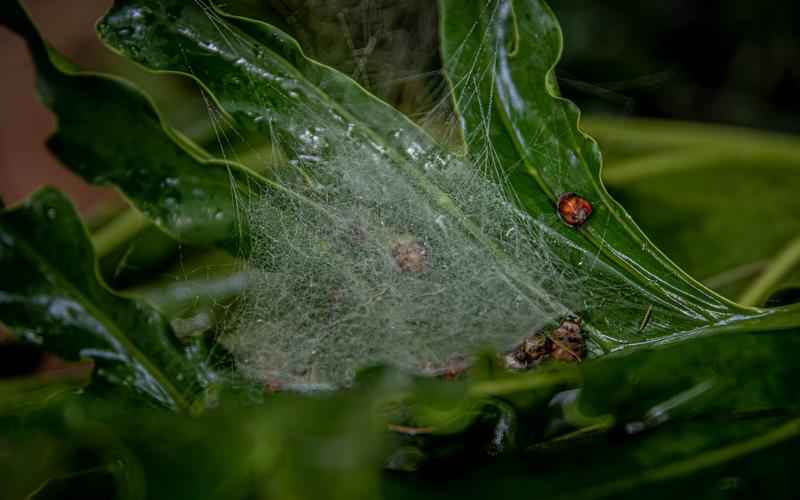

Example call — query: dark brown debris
[550,318,586,362]
[504,318,586,370]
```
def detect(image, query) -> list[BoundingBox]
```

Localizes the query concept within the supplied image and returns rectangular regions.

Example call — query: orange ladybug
[558,193,593,227]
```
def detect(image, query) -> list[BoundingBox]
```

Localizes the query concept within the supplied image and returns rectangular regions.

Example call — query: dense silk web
[175,0,639,387]
[226,135,590,386]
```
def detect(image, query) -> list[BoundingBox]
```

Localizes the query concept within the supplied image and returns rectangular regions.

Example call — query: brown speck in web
[391,237,430,273]
[558,193,593,227]
[264,381,283,393]
[438,355,470,380]
[418,355,469,380]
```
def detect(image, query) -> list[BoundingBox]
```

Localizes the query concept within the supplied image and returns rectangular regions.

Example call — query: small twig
[739,235,800,307]
[90,208,149,258]
[638,304,653,332]
[387,424,435,436]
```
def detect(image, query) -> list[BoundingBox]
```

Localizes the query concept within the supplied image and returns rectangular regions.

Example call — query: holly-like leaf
[0,1,263,251]
[0,188,211,409]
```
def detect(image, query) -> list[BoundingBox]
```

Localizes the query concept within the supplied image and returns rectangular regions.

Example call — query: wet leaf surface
[0,1,262,252]
[0,188,212,409]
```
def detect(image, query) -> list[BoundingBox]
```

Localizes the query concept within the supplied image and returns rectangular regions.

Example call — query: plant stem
[738,236,800,307]
[584,115,800,157]
[132,270,250,318]
[84,199,128,232]
[702,260,766,290]
[575,417,800,500]
[90,208,150,258]
[602,147,800,185]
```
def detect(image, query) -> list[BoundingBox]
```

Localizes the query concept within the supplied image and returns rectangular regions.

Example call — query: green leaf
[578,330,800,422]
[2,387,389,500]
[0,1,263,251]
[436,0,791,342]
[588,116,800,305]
[6,328,800,499]
[0,188,211,410]
[96,0,453,180]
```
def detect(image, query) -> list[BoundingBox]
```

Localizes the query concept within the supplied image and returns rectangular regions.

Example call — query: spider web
[156,0,643,387]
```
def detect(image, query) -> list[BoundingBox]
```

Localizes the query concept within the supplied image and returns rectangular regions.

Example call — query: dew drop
[567,150,579,167]
[434,214,447,232]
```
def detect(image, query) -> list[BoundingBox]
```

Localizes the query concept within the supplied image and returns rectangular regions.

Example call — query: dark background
[555,0,800,134]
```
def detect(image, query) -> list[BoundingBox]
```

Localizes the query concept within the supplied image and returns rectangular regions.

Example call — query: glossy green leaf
[0,1,263,251]
[436,0,797,344]
[95,0,462,193]
[0,188,211,410]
